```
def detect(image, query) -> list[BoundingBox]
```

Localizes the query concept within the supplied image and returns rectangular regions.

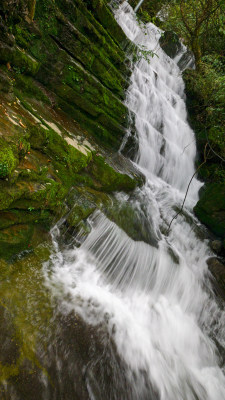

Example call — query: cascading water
[46,2,225,399]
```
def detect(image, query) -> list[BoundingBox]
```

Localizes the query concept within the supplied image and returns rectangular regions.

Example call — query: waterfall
[46,2,225,399]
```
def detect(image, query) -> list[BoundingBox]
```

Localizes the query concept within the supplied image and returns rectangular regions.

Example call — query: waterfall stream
[45,2,225,399]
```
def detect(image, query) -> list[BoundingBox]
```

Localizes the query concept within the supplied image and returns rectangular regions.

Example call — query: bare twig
[167,142,209,234]
[180,138,196,155]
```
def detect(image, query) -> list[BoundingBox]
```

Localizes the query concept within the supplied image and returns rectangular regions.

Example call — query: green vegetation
[194,183,225,238]
[0,139,18,179]
[0,0,145,259]
[87,153,139,192]
[160,0,225,69]
[134,0,225,68]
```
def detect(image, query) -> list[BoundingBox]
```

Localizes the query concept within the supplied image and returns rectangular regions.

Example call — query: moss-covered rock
[0,138,18,179]
[0,242,54,383]
[105,199,158,246]
[194,183,225,239]
[0,224,34,259]
[66,189,96,227]
[0,43,40,76]
[87,154,138,192]
[84,0,129,48]
[0,0,144,260]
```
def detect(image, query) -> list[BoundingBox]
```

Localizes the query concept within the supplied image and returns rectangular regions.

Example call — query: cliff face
[0,0,143,259]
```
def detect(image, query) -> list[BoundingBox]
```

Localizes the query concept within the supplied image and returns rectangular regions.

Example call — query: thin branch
[180,138,196,155]
[167,143,209,234]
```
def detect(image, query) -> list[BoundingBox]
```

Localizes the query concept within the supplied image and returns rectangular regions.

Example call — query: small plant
[28,206,35,212]
[133,45,158,64]
[0,163,9,178]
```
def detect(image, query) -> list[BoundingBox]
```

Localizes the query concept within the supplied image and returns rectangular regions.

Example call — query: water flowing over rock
[42,2,224,399]
[0,2,225,399]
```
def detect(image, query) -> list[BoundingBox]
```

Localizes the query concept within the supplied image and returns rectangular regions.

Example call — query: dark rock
[194,182,225,239]
[177,49,194,70]
[207,257,225,300]
[210,240,223,255]
[159,31,182,59]
[0,68,13,93]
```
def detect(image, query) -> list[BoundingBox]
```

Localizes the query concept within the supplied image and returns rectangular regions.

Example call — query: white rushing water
[46,2,225,399]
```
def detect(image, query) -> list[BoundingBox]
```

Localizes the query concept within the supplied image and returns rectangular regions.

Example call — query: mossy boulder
[87,154,138,192]
[194,183,225,239]
[106,200,158,246]
[66,188,96,227]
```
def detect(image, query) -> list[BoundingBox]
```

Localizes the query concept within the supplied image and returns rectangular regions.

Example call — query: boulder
[207,257,225,300]
[159,31,182,59]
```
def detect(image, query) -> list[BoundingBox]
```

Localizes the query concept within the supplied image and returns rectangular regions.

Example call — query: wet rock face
[210,240,223,255]
[207,257,225,300]
[194,183,225,244]
[159,30,194,70]
[0,0,142,260]
[159,31,182,59]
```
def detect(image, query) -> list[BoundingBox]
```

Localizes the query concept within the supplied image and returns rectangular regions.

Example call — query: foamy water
[45,2,225,399]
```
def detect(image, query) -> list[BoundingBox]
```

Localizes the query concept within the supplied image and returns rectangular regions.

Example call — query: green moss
[0,224,34,260]
[35,0,57,36]
[65,186,111,227]
[89,0,128,47]
[28,124,92,173]
[13,24,37,50]
[0,67,13,93]
[106,200,157,245]
[0,138,18,179]
[72,172,95,187]
[0,44,40,76]
[0,179,65,215]
[13,47,40,76]
[184,63,225,240]
[0,209,52,230]
[55,63,127,128]
[88,154,138,192]
[194,182,225,238]
[67,195,96,227]
[0,244,53,382]
[56,96,121,148]
[14,74,50,103]
[54,15,127,97]
[0,0,137,262]
[25,180,68,212]
[198,163,225,183]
